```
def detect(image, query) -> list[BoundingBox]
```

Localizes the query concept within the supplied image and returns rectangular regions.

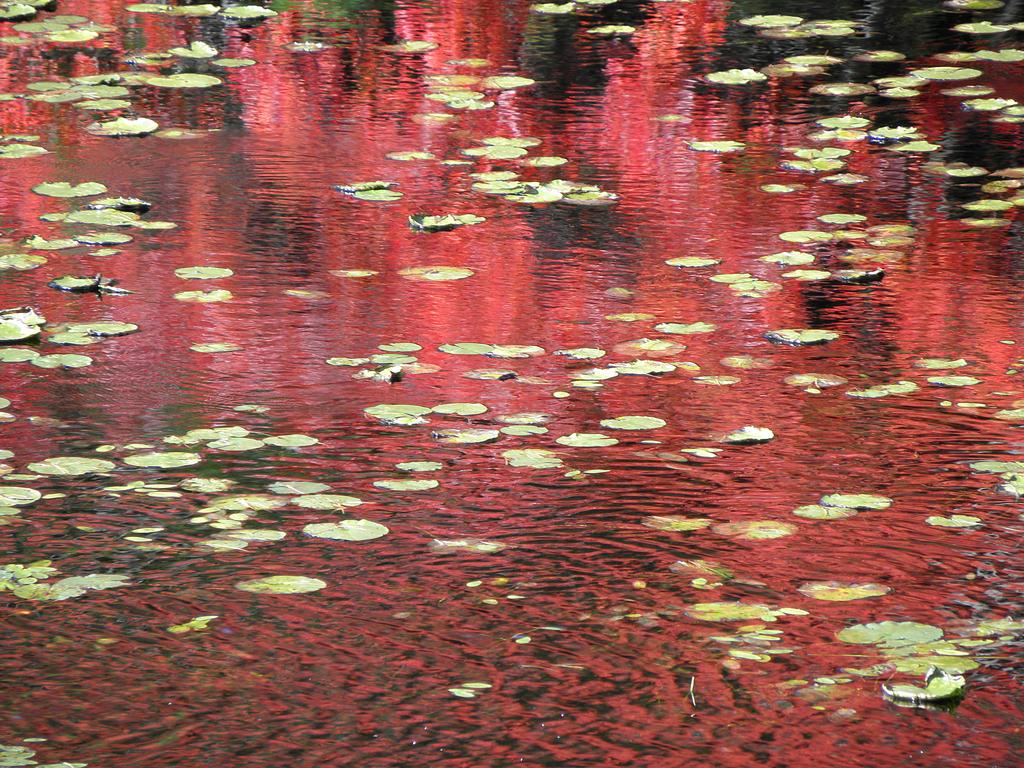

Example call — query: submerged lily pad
[712,520,797,540]
[798,582,891,601]
[235,575,326,594]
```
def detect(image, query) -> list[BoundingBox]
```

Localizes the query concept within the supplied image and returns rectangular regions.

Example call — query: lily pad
[837,621,943,647]
[712,520,797,540]
[303,519,388,541]
[600,415,666,430]
[32,181,107,198]
[123,451,201,468]
[27,456,115,475]
[235,575,326,594]
[798,582,891,601]
[764,329,839,346]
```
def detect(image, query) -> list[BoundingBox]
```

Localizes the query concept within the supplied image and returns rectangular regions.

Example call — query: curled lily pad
[235,575,326,593]
[721,426,774,445]
[86,117,159,137]
[764,329,839,346]
[409,214,485,232]
[882,667,965,706]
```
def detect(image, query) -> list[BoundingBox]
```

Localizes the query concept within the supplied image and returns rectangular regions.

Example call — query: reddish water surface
[2,0,1024,766]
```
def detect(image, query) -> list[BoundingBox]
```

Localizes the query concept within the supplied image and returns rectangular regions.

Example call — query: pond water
[2,0,1024,765]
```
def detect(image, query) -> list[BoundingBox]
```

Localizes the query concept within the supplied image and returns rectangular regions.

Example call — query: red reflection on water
[1,1,1024,766]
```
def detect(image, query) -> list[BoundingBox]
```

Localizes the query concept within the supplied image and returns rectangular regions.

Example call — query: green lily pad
[86,117,159,137]
[689,140,746,153]
[396,461,443,472]
[0,253,46,271]
[373,478,438,491]
[30,354,93,369]
[303,519,388,541]
[174,289,233,303]
[27,456,115,475]
[882,667,965,705]
[408,214,485,232]
[32,181,107,198]
[721,426,774,444]
[706,68,767,85]
[207,437,265,451]
[502,448,562,468]
[168,40,218,58]
[264,434,319,448]
[925,514,982,528]
[555,433,618,448]
[764,329,839,346]
[0,486,41,506]
[837,621,943,647]
[599,415,666,430]
[0,144,47,159]
[821,493,891,510]
[292,493,362,510]
[398,266,474,281]
[175,266,233,279]
[123,451,201,468]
